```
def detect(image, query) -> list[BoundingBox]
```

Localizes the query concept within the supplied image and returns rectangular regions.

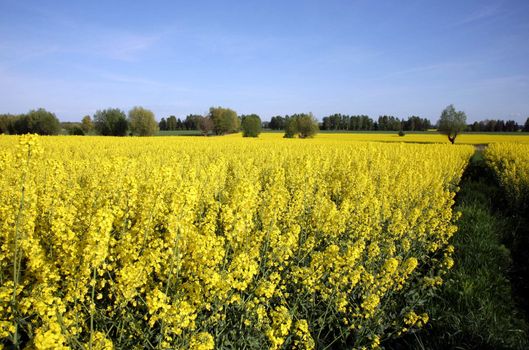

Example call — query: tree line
[468,119,523,132]
[266,114,432,131]
[176,109,319,138]
[0,107,159,136]
[2,107,529,138]
[0,109,62,135]
[159,115,202,131]
[0,106,264,137]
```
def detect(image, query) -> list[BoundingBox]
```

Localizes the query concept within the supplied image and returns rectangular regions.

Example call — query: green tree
[403,115,431,131]
[269,116,286,130]
[209,107,239,135]
[296,113,319,138]
[166,115,178,130]
[93,108,128,136]
[128,107,158,136]
[0,114,19,134]
[437,105,467,144]
[159,117,167,131]
[197,116,214,136]
[504,120,518,132]
[81,115,94,133]
[523,117,529,132]
[176,118,184,130]
[184,114,201,130]
[377,115,402,131]
[240,114,262,137]
[69,126,85,135]
[283,113,319,138]
[13,108,61,135]
[283,116,297,138]
[61,122,84,135]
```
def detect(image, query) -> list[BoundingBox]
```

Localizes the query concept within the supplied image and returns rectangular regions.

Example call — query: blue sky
[1,0,528,123]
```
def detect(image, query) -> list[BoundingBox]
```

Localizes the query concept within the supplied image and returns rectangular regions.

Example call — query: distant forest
[1,110,529,136]
[160,113,529,132]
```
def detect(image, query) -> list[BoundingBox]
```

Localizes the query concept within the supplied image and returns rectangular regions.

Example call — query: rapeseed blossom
[485,143,529,209]
[0,134,473,349]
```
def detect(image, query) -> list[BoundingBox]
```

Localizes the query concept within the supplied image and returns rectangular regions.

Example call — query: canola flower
[485,143,529,210]
[0,134,474,349]
[212,131,529,145]
[314,132,529,144]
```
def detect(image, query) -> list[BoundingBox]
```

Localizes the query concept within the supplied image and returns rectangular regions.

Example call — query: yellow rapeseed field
[485,143,529,209]
[243,131,529,144]
[1,135,474,349]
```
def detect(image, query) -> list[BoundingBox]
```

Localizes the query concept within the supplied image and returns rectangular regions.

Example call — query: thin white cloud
[370,61,478,83]
[0,40,61,67]
[0,29,162,64]
[90,32,161,62]
[453,3,503,26]
[0,7,167,63]
[99,72,162,86]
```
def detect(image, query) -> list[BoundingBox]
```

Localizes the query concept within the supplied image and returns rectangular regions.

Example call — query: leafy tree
[504,120,519,132]
[128,107,158,136]
[61,122,83,135]
[322,114,335,130]
[0,114,19,134]
[176,118,184,130]
[437,104,467,144]
[283,116,297,138]
[349,115,374,131]
[197,116,214,136]
[0,115,9,134]
[241,114,262,137]
[463,119,521,132]
[377,115,402,131]
[209,107,239,135]
[166,115,178,130]
[523,117,529,132]
[159,117,167,131]
[81,115,94,133]
[184,114,202,130]
[93,108,128,136]
[283,113,319,138]
[69,126,85,135]
[13,108,61,135]
[469,121,480,132]
[269,116,286,130]
[296,113,319,138]
[403,116,431,131]
[487,120,498,132]
[321,114,349,131]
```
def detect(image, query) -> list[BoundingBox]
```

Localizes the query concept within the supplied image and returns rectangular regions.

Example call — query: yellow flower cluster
[0,134,473,349]
[485,143,529,209]
[189,332,215,350]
